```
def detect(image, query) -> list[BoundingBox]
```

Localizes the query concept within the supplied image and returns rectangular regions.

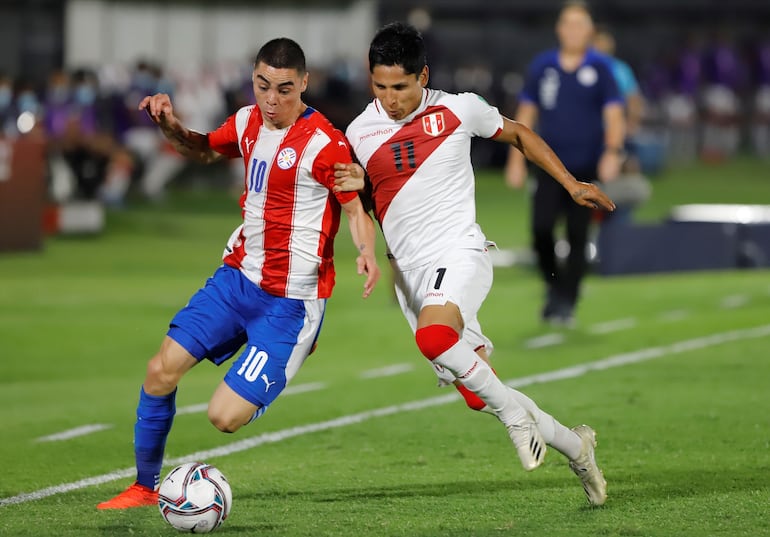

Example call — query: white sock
[507,388,581,460]
[432,340,526,426]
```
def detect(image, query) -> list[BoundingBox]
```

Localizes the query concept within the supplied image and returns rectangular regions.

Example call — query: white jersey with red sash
[208,105,356,299]
[346,89,503,270]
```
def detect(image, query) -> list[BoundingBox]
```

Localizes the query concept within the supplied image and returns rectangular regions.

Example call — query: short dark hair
[255,38,306,74]
[368,22,427,75]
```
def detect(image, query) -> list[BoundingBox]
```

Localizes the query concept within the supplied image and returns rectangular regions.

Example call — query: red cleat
[97,482,158,510]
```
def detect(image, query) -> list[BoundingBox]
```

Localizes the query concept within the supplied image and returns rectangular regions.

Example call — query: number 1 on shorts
[434,267,447,290]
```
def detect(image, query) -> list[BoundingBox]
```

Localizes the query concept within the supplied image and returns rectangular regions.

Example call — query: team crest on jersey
[422,112,445,136]
[276,147,297,170]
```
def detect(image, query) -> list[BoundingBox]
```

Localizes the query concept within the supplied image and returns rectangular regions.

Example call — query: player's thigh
[222,296,324,411]
[167,265,248,365]
[418,247,493,330]
[391,260,421,334]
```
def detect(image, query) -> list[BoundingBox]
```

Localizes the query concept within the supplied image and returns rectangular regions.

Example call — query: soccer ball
[158,462,232,533]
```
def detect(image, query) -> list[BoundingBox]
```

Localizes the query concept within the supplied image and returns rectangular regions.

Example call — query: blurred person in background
[593,27,644,141]
[505,1,625,326]
[750,38,770,158]
[0,73,16,183]
[0,73,17,137]
[592,26,651,227]
[45,69,134,205]
[121,61,177,201]
[700,33,744,163]
[663,36,701,162]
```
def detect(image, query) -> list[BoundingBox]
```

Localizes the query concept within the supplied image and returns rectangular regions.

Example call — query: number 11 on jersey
[390,140,416,171]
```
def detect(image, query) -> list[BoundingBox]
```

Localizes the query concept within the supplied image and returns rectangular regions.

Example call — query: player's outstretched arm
[139,93,223,164]
[341,197,380,298]
[497,117,616,212]
[504,102,538,189]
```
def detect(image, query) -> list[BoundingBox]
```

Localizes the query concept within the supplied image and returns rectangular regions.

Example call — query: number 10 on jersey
[248,158,267,193]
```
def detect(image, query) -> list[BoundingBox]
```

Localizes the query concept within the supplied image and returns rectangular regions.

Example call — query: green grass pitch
[1,157,769,536]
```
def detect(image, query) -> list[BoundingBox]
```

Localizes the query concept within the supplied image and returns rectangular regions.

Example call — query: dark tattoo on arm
[572,188,589,200]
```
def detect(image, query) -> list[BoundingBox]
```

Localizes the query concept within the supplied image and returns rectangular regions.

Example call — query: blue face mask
[74,85,96,106]
[17,91,39,113]
[0,87,11,109]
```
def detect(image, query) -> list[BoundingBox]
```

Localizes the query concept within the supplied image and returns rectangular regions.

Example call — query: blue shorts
[168,265,326,409]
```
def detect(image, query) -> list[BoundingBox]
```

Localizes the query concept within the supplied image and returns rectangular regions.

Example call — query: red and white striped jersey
[346,89,503,270]
[208,105,357,299]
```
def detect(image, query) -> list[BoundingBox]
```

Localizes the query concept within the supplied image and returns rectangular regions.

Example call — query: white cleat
[568,425,607,506]
[506,418,546,471]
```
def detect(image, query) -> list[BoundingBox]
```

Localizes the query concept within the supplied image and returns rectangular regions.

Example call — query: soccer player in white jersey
[98,38,380,509]
[337,22,613,505]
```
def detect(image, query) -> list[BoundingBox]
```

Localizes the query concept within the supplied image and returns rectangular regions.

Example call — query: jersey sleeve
[519,58,541,105]
[614,59,640,97]
[206,114,242,158]
[597,58,624,107]
[312,129,358,205]
[458,93,504,139]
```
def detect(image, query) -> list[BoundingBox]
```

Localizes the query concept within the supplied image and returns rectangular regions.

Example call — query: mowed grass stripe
[3,323,769,508]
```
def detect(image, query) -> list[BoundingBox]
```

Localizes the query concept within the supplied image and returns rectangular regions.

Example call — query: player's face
[593,32,615,56]
[252,62,308,129]
[370,64,429,121]
[556,7,594,54]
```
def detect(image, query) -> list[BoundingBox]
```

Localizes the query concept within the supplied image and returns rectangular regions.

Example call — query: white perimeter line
[34,424,114,443]
[524,333,565,349]
[658,310,690,323]
[721,295,749,309]
[360,363,414,379]
[588,318,638,335]
[176,382,327,416]
[3,323,770,508]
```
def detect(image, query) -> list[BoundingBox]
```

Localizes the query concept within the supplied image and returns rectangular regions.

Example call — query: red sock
[455,383,487,411]
[455,361,497,411]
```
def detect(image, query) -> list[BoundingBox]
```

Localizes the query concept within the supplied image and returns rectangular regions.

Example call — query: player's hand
[357,253,380,299]
[505,158,528,189]
[333,163,366,192]
[570,181,616,212]
[138,93,178,129]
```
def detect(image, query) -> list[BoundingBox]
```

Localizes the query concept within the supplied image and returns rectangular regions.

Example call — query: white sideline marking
[721,295,748,309]
[3,323,770,508]
[360,363,414,379]
[176,382,327,416]
[282,381,327,395]
[524,333,565,349]
[175,403,209,416]
[588,318,638,335]
[34,424,113,443]
[659,310,690,323]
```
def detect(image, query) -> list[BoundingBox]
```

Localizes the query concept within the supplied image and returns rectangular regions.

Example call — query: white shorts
[391,243,495,386]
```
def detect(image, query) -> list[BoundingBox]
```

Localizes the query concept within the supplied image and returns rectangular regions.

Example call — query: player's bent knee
[207,408,248,434]
[415,324,459,360]
[208,381,258,433]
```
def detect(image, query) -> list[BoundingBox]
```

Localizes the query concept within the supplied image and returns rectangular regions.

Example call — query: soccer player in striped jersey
[336,22,612,505]
[98,38,380,509]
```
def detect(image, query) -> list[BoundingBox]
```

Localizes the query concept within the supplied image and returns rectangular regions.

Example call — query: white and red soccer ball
[158,462,232,533]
